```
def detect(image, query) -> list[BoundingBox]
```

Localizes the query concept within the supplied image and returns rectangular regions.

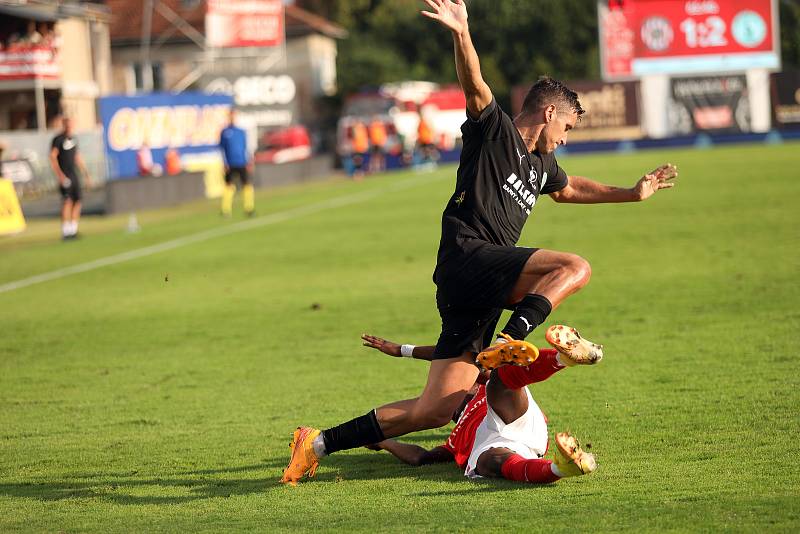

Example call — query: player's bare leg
[476,249,591,365]
[61,199,73,239]
[484,347,566,426]
[71,200,81,236]
[507,249,591,307]
[376,354,479,437]
[281,353,479,484]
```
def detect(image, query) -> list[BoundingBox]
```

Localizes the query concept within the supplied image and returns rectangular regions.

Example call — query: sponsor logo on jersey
[528,168,538,188]
[504,172,536,215]
[62,138,76,151]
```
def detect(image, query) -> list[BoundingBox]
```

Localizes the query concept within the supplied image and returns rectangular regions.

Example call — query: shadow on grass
[0,451,554,505]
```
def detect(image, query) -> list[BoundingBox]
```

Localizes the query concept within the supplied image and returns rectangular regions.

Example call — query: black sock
[501,294,552,340]
[321,409,386,455]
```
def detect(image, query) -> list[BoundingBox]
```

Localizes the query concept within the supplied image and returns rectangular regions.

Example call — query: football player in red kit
[361,325,601,483]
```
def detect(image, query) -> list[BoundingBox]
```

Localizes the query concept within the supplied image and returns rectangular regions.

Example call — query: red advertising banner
[599,0,780,80]
[206,0,284,48]
[0,48,59,80]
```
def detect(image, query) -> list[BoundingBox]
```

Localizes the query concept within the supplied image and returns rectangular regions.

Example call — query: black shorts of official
[225,166,250,185]
[432,242,538,359]
[58,175,81,202]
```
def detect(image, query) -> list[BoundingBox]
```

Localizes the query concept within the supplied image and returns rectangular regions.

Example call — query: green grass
[1,143,799,532]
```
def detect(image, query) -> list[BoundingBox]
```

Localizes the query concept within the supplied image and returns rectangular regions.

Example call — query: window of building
[133,61,164,92]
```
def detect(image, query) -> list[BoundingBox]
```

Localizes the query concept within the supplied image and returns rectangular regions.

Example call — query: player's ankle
[550,462,564,478]
[312,433,327,458]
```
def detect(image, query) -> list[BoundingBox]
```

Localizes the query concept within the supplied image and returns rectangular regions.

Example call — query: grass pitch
[1,143,799,532]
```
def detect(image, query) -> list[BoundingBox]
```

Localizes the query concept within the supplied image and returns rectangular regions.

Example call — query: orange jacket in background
[352,122,369,153]
[369,120,387,148]
[417,118,433,145]
[165,148,181,175]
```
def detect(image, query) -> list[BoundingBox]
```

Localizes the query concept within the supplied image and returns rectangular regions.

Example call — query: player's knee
[564,255,591,289]
[574,256,592,287]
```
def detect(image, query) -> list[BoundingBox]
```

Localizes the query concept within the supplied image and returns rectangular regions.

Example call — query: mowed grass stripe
[0,172,447,294]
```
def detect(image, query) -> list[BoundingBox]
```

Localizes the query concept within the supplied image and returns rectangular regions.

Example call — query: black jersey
[435,99,568,269]
[51,133,79,177]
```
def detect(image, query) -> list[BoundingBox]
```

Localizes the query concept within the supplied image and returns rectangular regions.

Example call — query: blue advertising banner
[99,92,233,180]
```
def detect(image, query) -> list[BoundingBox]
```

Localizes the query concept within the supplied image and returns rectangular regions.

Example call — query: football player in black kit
[281,0,678,485]
[50,117,91,240]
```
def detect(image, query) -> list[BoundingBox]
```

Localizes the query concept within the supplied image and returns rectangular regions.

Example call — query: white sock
[70,221,78,235]
[551,462,564,478]
[495,336,509,344]
[62,222,70,236]
[312,433,327,458]
[555,353,568,367]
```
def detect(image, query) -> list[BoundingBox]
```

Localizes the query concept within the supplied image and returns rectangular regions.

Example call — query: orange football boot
[475,333,539,371]
[280,426,321,486]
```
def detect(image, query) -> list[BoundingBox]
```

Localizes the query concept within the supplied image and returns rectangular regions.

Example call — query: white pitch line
[0,173,446,295]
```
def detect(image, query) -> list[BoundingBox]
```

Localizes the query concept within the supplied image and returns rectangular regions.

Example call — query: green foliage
[780,0,800,68]
[1,143,800,531]
[299,0,600,105]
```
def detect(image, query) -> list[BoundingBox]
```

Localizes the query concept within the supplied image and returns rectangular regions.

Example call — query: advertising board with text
[99,93,232,180]
[771,70,800,130]
[599,0,780,80]
[512,81,641,141]
[206,0,284,48]
[668,75,750,133]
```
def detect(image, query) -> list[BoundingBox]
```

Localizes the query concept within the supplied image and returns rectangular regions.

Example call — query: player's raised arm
[550,164,678,204]
[421,0,492,117]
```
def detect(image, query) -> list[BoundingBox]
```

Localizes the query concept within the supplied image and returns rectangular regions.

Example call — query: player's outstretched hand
[634,163,678,200]
[362,334,402,357]
[420,0,468,34]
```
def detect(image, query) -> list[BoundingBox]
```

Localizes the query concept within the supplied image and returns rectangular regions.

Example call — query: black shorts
[225,167,250,185]
[432,242,537,358]
[58,175,81,202]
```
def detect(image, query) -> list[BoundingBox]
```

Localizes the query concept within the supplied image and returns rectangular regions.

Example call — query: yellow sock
[221,184,236,216]
[243,184,255,214]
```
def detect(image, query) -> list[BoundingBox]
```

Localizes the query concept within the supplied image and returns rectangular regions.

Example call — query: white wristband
[400,344,416,358]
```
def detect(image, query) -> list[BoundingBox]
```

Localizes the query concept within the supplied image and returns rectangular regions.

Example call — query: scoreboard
[599,0,781,80]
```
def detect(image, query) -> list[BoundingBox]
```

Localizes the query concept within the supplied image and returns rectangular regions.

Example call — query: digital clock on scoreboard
[599,0,781,80]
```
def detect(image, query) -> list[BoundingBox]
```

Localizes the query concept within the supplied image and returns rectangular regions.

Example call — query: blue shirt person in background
[219,109,255,217]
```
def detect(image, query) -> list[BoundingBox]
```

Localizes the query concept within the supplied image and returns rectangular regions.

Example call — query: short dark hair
[521,76,585,117]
